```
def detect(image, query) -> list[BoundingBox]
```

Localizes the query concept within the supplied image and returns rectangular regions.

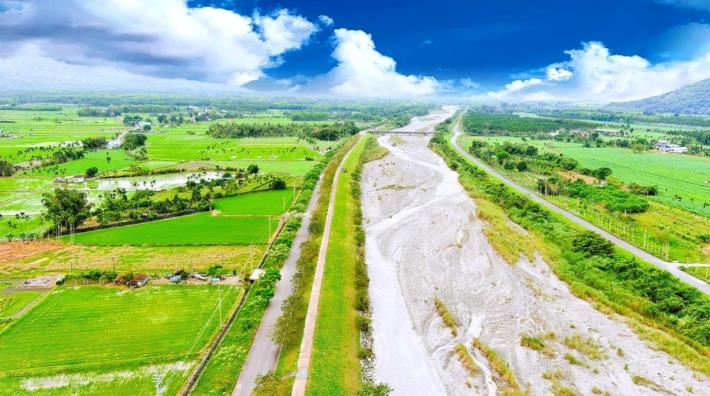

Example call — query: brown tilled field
[0,243,265,276]
[0,241,64,266]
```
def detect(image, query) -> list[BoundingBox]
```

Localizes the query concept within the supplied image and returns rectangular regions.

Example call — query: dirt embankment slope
[362,113,709,395]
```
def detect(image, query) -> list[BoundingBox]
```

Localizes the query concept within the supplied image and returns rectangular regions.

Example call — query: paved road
[232,177,325,396]
[290,138,361,396]
[450,122,710,295]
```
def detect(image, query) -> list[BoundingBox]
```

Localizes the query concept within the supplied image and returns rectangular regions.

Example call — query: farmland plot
[63,213,275,246]
[0,285,239,395]
[62,189,293,246]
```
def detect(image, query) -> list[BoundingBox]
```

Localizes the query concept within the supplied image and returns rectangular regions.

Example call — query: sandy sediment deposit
[362,111,709,395]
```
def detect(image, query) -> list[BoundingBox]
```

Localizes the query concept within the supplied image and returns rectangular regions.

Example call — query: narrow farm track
[232,176,325,396]
[451,122,710,295]
[290,137,361,396]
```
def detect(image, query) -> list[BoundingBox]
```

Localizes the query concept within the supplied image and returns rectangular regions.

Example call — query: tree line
[207,121,360,141]
[470,140,654,213]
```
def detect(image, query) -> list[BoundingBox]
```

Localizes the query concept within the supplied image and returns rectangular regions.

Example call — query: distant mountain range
[611,78,710,116]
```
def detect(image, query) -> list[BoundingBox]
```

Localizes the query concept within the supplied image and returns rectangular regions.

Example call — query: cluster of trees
[0,159,14,176]
[0,104,62,111]
[94,188,209,224]
[462,112,595,135]
[536,177,651,213]
[627,183,658,196]
[78,105,177,117]
[469,140,652,213]
[540,108,710,128]
[286,111,331,121]
[469,140,578,175]
[81,136,107,150]
[207,121,359,141]
[156,114,185,125]
[51,147,84,164]
[41,188,92,234]
[578,166,612,180]
[85,167,99,178]
[77,108,122,117]
[121,133,147,150]
[66,269,118,283]
[122,114,146,126]
[565,181,650,213]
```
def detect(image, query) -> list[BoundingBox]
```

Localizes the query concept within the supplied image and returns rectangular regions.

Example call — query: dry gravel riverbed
[361,111,709,395]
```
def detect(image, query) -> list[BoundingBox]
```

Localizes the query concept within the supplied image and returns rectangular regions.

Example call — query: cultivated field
[214,189,295,215]
[63,213,275,245]
[461,136,710,215]
[60,189,293,246]
[0,285,240,395]
[0,243,265,277]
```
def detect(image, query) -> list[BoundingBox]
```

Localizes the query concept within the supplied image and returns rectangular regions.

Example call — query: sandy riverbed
[362,111,709,395]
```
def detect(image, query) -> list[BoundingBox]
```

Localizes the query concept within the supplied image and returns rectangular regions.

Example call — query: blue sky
[0,0,709,100]
[200,0,709,87]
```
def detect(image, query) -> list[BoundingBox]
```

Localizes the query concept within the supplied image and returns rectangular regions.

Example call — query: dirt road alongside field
[361,110,709,395]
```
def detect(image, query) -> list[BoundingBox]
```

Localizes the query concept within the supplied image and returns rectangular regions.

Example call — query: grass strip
[455,344,479,376]
[434,297,458,337]
[305,135,369,395]
[520,334,556,357]
[471,338,525,395]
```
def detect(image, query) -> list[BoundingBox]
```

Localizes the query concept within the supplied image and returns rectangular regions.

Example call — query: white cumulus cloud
[546,67,573,81]
[489,41,710,101]
[318,15,334,27]
[325,28,440,97]
[0,0,318,86]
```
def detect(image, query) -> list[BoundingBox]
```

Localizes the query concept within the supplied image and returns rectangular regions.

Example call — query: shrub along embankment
[430,133,710,375]
[189,139,350,395]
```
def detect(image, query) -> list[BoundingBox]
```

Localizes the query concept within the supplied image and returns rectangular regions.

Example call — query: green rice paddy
[0,285,240,395]
[62,212,275,246]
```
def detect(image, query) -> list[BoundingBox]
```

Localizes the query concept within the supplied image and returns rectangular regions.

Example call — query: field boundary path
[232,176,325,396]
[451,121,710,295]
[290,138,360,396]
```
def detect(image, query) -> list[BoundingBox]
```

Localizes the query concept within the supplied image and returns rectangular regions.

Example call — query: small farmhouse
[655,140,688,153]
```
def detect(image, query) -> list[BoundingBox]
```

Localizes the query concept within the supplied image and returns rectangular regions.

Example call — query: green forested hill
[611,79,710,115]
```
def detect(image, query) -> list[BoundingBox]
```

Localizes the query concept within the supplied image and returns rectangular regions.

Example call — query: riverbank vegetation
[431,132,710,375]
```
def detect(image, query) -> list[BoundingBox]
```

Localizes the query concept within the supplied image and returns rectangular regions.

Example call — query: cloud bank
[325,29,440,97]
[0,0,317,86]
[489,41,710,101]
